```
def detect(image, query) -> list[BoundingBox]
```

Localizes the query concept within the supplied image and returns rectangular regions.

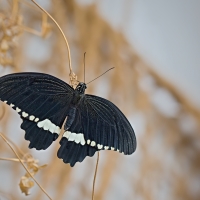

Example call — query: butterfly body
[64,82,86,130]
[0,72,136,166]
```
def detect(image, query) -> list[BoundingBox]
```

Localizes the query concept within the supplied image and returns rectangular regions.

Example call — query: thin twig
[11,0,18,19]
[3,133,25,156]
[20,25,43,36]
[0,132,52,200]
[31,0,72,73]
[92,152,100,200]
[19,0,41,10]
[0,157,26,162]
[0,103,5,120]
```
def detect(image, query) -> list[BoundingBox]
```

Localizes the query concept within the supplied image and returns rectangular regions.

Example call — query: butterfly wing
[58,94,136,166]
[57,108,97,167]
[0,72,74,150]
[83,94,136,154]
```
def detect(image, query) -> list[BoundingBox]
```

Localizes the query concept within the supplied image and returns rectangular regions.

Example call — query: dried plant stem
[0,132,52,200]
[0,157,27,162]
[0,104,5,120]
[19,0,40,10]
[0,157,26,162]
[2,133,25,156]
[92,152,99,200]
[20,25,43,36]
[11,0,19,18]
[31,0,72,73]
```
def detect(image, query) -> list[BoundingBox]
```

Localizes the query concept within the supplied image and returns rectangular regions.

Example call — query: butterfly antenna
[84,52,86,83]
[86,67,114,85]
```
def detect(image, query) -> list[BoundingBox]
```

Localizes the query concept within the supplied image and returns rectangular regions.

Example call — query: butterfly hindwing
[0,72,74,150]
[57,108,96,167]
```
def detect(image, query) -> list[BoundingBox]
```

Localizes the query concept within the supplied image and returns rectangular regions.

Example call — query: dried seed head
[0,13,23,67]
[19,154,47,195]
[0,39,9,51]
[19,176,35,196]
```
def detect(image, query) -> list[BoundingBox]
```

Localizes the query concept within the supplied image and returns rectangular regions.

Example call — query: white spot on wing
[97,144,103,149]
[43,119,51,130]
[68,132,77,141]
[22,112,28,118]
[80,135,86,145]
[29,115,35,121]
[34,118,39,122]
[76,134,85,145]
[10,103,14,107]
[54,126,60,134]
[49,123,56,133]
[74,134,81,144]
[16,107,21,112]
[63,131,86,145]
[91,141,96,147]
[37,120,44,128]
[63,131,71,138]
[104,146,109,150]
[87,139,91,144]
[37,119,61,135]
[111,147,115,151]
[4,101,7,104]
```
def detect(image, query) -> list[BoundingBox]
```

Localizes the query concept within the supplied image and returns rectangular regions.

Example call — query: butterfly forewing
[82,94,136,154]
[0,73,74,150]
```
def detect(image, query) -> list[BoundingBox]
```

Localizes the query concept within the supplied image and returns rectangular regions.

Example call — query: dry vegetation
[0,0,200,200]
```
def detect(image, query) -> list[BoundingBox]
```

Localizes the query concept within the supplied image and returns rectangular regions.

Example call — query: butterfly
[0,72,136,166]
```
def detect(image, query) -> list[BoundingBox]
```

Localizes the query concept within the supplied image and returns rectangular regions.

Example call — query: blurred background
[0,0,200,199]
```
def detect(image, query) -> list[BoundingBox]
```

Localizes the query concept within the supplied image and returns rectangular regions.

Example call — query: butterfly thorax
[70,82,86,105]
[75,82,87,94]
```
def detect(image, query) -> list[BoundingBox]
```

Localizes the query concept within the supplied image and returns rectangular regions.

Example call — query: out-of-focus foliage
[0,0,200,200]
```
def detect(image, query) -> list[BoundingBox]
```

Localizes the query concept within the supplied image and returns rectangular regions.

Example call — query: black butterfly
[0,72,136,166]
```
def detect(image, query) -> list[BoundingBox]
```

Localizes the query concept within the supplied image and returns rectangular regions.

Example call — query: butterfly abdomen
[65,106,76,130]
[64,90,85,130]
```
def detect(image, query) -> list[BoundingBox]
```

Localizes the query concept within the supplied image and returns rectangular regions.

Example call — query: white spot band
[2,100,121,153]
[29,115,35,121]
[37,119,61,134]
[63,131,86,145]
[16,107,21,112]
[22,112,28,118]
[62,131,119,152]
[2,102,61,137]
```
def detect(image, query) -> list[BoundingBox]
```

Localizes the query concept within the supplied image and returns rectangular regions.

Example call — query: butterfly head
[75,82,87,94]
